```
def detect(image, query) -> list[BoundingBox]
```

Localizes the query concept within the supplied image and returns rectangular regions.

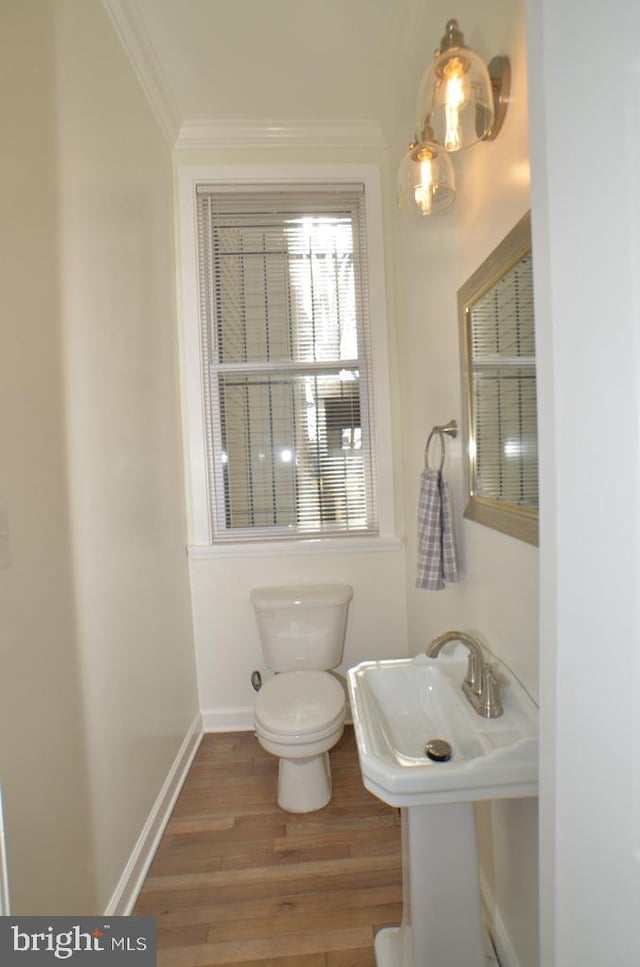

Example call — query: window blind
[195,184,378,541]
[469,251,538,509]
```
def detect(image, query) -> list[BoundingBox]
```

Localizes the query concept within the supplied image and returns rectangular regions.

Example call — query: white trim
[176,118,388,150]
[188,535,404,560]
[202,707,254,733]
[102,0,181,144]
[104,713,203,915]
[103,2,389,153]
[176,162,397,547]
[202,707,354,733]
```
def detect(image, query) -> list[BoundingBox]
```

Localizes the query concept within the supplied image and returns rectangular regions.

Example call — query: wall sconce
[397,19,510,216]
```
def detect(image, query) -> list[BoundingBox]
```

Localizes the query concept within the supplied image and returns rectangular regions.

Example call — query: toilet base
[277,751,331,813]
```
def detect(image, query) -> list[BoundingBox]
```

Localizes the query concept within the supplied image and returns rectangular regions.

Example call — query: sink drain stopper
[425,739,452,762]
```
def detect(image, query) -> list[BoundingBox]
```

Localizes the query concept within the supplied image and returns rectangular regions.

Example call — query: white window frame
[176,163,396,554]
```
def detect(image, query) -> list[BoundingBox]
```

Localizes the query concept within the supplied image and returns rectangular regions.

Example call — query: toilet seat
[256,713,344,748]
[254,671,345,741]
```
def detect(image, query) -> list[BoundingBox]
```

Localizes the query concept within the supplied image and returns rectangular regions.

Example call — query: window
[193,183,379,543]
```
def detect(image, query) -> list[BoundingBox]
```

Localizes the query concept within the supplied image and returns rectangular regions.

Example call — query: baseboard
[201,706,254,732]
[201,706,354,733]
[104,712,203,915]
[479,871,523,967]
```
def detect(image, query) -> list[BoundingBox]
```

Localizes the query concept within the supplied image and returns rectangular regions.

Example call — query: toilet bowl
[254,670,346,812]
[250,584,353,813]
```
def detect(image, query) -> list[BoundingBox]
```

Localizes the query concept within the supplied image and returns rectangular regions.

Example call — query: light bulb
[443,56,466,152]
[414,153,434,215]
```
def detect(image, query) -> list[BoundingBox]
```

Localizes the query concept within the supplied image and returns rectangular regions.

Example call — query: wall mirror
[458,211,538,545]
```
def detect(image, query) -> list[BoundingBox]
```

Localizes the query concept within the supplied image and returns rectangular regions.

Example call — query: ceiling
[114,0,513,146]
[114,0,442,144]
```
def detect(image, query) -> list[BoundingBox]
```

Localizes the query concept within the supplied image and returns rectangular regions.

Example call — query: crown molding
[102,0,181,145]
[175,118,388,151]
[101,2,388,152]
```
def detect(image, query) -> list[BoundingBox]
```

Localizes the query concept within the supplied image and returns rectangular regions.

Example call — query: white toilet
[250,584,353,813]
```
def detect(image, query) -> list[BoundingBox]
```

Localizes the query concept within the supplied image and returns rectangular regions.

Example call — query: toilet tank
[250,584,353,673]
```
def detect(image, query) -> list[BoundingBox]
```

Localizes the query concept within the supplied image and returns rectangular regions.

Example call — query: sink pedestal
[375,802,486,967]
[347,654,538,965]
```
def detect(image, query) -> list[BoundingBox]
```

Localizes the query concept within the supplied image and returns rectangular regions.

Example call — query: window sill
[187,535,404,560]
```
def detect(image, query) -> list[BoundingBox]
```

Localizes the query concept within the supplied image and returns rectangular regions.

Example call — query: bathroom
[0,0,638,965]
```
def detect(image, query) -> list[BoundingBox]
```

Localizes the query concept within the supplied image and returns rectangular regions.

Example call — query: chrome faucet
[425,630,506,718]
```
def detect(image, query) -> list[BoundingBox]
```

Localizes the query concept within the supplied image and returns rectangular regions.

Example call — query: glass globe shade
[416,44,495,151]
[397,142,455,216]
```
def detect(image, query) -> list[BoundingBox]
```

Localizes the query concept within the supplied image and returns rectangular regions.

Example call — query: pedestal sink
[347,650,538,967]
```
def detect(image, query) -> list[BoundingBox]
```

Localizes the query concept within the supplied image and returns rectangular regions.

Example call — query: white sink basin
[348,652,538,807]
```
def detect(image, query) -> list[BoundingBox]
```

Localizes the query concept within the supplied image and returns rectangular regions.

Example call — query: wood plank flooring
[134,727,403,967]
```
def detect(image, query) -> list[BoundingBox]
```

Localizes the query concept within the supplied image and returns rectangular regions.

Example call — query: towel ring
[424,419,457,473]
[425,429,446,473]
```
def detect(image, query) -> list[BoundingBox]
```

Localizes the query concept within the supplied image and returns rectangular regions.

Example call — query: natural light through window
[194,184,378,542]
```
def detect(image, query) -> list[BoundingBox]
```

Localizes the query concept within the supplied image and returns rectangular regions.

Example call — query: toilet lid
[255,671,345,737]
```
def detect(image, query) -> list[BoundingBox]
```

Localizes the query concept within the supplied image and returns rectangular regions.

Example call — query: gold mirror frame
[458,212,538,545]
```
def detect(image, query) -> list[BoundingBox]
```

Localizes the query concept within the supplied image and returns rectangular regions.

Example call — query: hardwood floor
[134,727,403,967]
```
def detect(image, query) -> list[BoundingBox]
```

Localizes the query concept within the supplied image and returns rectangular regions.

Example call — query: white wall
[527,0,640,962]
[392,2,539,964]
[174,144,409,726]
[55,0,199,911]
[397,0,537,701]
[190,548,406,727]
[0,0,97,914]
[0,0,199,914]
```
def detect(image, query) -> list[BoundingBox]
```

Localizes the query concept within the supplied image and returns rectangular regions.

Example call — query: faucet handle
[464,650,483,696]
[479,663,508,719]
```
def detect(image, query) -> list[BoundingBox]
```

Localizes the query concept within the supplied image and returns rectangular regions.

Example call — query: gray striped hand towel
[416,468,459,590]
